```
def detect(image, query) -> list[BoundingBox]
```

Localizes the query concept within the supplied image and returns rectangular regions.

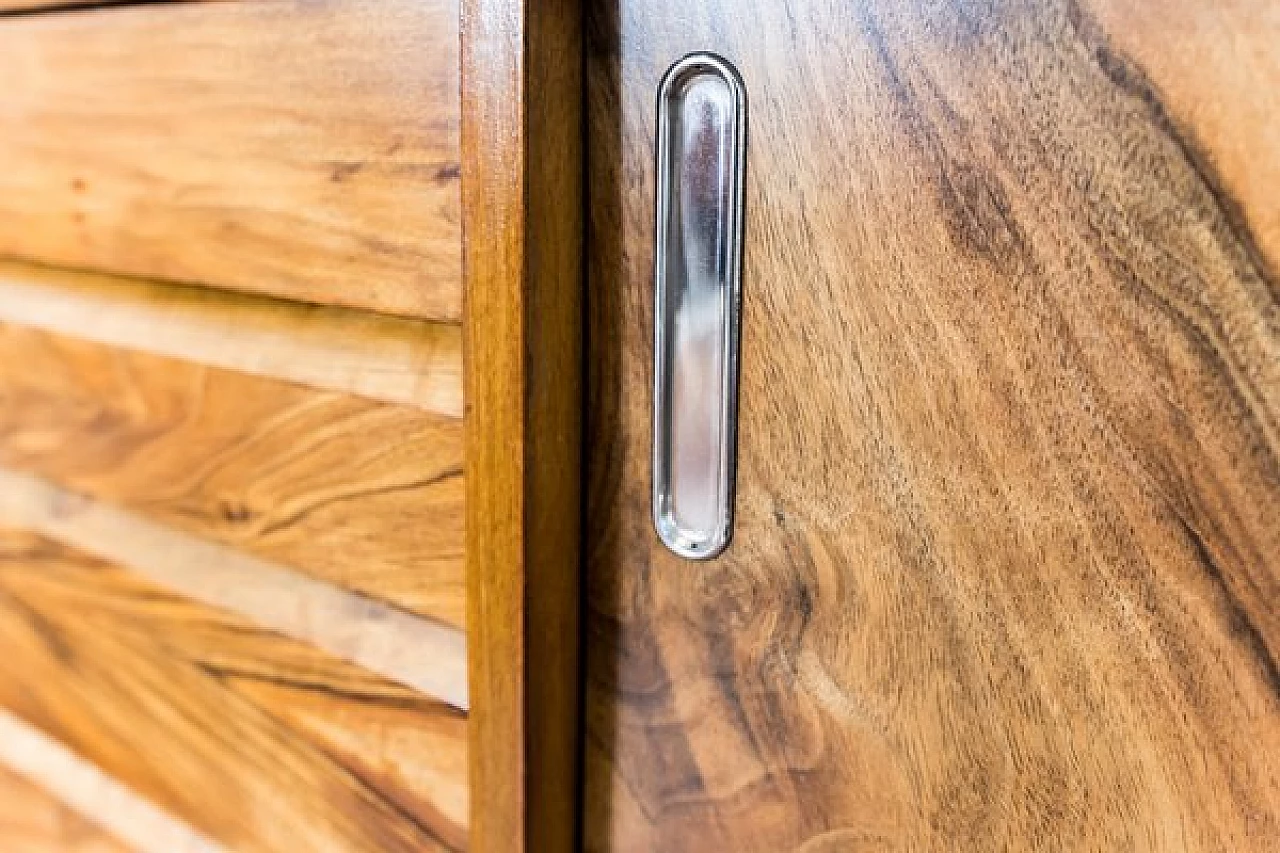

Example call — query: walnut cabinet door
[581,1,1279,851]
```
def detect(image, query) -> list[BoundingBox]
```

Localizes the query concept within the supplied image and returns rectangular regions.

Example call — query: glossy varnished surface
[585,0,1279,850]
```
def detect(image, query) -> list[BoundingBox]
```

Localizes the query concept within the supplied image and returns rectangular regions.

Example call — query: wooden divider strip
[0,261,463,418]
[461,1,584,850]
[0,710,221,853]
[0,467,469,709]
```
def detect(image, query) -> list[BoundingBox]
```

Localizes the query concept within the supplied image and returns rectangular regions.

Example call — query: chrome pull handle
[652,53,747,560]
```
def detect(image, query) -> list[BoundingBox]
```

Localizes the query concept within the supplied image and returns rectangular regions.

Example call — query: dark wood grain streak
[583,0,1279,850]
[1080,0,1280,271]
[1067,4,1279,306]
[460,1,584,851]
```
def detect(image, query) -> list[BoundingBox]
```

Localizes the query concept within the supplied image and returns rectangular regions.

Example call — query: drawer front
[583,0,1279,851]
[0,0,461,321]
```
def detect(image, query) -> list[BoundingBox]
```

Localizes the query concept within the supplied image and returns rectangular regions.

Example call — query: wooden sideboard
[0,0,1275,851]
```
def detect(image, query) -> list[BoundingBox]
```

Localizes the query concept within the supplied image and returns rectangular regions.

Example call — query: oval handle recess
[652,53,747,561]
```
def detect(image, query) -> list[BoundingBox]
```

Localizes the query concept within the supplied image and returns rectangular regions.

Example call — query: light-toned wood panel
[0,0,461,321]
[0,324,466,629]
[1082,0,1280,266]
[0,468,469,709]
[0,762,133,853]
[584,0,1279,851]
[0,529,469,853]
[0,261,463,418]
[461,1,584,851]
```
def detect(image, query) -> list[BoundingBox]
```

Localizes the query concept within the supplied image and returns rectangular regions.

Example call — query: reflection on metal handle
[652,53,747,560]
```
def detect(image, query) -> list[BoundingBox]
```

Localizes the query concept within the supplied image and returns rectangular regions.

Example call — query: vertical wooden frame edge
[460,0,585,851]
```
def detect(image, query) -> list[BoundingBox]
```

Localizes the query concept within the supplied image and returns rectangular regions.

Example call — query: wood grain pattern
[0,260,464,418]
[1082,0,1280,266]
[0,0,461,320]
[0,529,469,853]
[460,0,584,850]
[0,324,466,629]
[0,467,468,710]
[584,0,1279,850]
[0,763,132,853]
[0,712,218,853]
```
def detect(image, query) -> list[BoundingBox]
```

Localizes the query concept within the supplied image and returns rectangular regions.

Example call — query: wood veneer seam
[0,708,224,853]
[0,467,470,710]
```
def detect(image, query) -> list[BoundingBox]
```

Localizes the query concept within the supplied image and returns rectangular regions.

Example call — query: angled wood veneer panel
[0,468,468,710]
[0,261,464,418]
[0,0,461,320]
[0,529,468,853]
[0,324,466,629]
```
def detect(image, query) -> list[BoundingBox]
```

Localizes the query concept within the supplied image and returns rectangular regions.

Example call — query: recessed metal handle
[652,53,747,561]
